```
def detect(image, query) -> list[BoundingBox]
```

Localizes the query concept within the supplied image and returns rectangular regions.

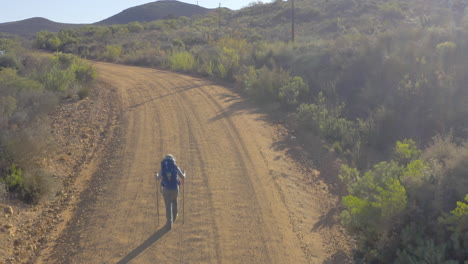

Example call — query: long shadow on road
[116,226,169,264]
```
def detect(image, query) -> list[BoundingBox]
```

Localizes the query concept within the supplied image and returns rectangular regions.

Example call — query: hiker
[156,154,186,229]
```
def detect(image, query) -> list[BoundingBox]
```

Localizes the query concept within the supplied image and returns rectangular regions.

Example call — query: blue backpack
[161,158,179,189]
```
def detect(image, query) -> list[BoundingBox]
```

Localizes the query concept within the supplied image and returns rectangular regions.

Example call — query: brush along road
[43,62,350,263]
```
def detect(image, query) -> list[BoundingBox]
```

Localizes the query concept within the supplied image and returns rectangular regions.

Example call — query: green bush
[242,66,289,102]
[339,164,360,189]
[216,46,241,81]
[0,54,21,69]
[278,76,309,108]
[0,38,18,51]
[103,45,122,61]
[41,65,75,91]
[0,68,44,92]
[72,61,97,85]
[4,164,23,189]
[296,92,357,150]
[169,51,195,72]
[394,139,422,165]
[341,160,407,262]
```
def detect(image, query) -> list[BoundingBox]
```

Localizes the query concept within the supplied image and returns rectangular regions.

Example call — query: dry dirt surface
[37,62,351,263]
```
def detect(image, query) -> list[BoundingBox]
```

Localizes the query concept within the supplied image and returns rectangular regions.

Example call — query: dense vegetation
[31,0,468,262]
[0,38,96,202]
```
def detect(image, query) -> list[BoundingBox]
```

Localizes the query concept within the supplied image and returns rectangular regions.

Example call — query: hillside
[230,0,456,41]
[0,1,212,37]
[96,0,212,25]
[0,17,82,37]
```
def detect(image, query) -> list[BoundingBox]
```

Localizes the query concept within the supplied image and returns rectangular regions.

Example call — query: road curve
[44,62,349,263]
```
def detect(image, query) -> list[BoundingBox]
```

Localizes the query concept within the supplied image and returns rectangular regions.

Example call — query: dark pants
[162,188,179,223]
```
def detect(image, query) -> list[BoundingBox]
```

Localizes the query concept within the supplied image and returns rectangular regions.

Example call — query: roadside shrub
[0,68,44,92]
[278,76,309,108]
[169,51,195,72]
[41,65,75,91]
[0,54,21,69]
[242,66,289,102]
[215,47,240,81]
[339,136,468,263]
[341,160,407,262]
[296,92,357,150]
[193,46,219,76]
[103,45,122,61]
[4,164,23,189]
[72,61,97,85]
[55,52,78,68]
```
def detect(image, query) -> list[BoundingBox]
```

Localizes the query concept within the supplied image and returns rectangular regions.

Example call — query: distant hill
[0,1,212,37]
[0,17,83,37]
[96,0,212,25]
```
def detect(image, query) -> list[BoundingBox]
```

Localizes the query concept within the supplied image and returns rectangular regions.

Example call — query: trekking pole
[183,181,185,224]
[183,171,186,225]
[156,173,160,226]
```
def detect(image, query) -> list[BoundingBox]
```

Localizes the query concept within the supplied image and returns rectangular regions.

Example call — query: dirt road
[43,62,350,263]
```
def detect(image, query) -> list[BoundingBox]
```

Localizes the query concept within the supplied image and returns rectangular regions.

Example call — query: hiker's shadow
[116,226,169,264]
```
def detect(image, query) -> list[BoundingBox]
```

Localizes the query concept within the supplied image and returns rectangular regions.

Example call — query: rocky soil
[0,81,120,264]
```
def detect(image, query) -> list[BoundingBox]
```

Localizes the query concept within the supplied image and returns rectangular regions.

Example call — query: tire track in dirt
[161,75,273,263]
[139,72,222,264]
[160,73,299,262]
[161,75,271,263]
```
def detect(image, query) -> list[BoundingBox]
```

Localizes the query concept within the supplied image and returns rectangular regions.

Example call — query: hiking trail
[39,62,350,263]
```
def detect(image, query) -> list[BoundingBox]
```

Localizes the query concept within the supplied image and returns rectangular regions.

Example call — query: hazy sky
[0,0,273,24]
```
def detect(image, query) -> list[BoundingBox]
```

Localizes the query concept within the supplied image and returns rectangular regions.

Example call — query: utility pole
[291,0,295,42]
[218,3,221,29]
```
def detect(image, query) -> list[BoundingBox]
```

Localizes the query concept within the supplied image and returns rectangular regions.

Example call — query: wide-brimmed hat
[165,154,176,161]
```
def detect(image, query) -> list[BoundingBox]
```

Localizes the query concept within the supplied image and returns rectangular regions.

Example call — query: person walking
[156,154,186,229]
